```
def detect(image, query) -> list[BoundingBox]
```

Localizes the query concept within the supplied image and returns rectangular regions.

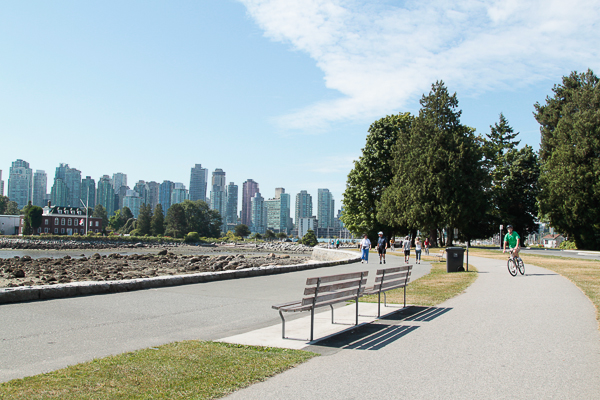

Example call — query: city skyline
[2,2,597,214]
[2,159,340,229]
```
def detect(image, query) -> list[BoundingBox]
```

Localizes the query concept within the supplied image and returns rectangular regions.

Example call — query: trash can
[446,247,465,272]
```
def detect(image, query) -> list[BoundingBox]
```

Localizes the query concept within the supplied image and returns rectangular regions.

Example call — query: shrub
[185,232,200,243]
[559,240,577,250]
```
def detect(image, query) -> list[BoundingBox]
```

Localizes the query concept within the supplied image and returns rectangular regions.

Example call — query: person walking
[377,231,388,264]
[336,239,340,249]
[360,234,371,264]
[390,237,395,251]
[415,237,422,264]
[403,235,411,263]
[424,238,430,255]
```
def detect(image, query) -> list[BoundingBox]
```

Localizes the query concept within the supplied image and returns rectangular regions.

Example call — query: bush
[130,229,142,237]
[185,232,200,243]
[559,240,577,250]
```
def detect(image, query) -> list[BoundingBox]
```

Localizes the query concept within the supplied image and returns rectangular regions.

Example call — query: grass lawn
[0,341,317,400]
[361,257,478,307]
[469,248,600,325]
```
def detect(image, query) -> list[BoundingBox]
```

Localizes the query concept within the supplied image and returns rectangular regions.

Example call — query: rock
[158,249,168,256]
[13,270,25,278]
[92,253,101,260]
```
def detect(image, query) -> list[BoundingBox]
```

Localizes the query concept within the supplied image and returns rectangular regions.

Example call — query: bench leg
[404,286,406,308]
[356,296,359,325]
[377,292,381,318]
[278,309,286,339]
[330,304,334,324]
[310,307,314,342]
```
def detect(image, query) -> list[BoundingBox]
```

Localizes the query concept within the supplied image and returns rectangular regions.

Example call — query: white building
[0,215,21,235]
[298,217,318,239]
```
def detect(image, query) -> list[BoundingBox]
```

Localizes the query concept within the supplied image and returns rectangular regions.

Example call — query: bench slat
[304,278,367,295]
[305,271,368,285]
[272,300,301,310]
[374,271,410,283]
[375,265,411,275]
[281,294,362,312]
[302,287,364,306]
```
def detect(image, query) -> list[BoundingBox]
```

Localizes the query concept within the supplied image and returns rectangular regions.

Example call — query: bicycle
[507,249,525,276]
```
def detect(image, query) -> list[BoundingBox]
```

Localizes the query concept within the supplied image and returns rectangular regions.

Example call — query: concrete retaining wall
[0,248,360,305]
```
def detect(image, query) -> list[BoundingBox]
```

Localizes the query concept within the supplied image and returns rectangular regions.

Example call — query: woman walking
[415,237,422,264]
[403,235,411,263]
[360,234,371,264]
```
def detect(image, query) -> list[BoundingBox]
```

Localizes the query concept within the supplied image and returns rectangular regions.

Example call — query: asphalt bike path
[225,256,600,399]
[0,249,427,382]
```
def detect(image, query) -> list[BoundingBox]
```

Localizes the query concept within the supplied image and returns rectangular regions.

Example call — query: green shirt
[504,231,520,248]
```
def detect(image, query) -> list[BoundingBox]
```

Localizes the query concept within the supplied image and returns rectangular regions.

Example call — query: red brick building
[19,205,102,235]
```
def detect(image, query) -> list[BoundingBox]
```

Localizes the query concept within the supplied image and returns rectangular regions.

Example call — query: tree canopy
[341,112,413,241]
[378,81,488,245]
[535,69,600,249]
[234,224,251,239]
[151,204,165,236]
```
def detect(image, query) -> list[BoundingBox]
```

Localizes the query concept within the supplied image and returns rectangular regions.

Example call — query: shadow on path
[313,306,452,351]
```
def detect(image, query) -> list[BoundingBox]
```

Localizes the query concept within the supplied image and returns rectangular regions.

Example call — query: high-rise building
[241,179,259,226]
[32,170,47,207]
[317,189,335,229]
[8,159,33,209]
[189,164,208,202]
[65,167,81,207]
[0,170,4,196]
[265,188,291,234]
[171,183,188,206]
[116,185,129,211]
[295,190,313,228]
[159,180,174,212]
[81,176,96,209]
[250,192,266,234]
[134,181,148,205]
[210,169,227,231]
[112,173,127,191]
[123,190,142,218]
[50,178,68,208]
[146,181,160,210]
[96,175,115,218]
[225,182,238,230]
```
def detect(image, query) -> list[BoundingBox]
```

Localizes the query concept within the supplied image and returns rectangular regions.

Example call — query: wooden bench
[363,265,413,317]
[272,271,369,341]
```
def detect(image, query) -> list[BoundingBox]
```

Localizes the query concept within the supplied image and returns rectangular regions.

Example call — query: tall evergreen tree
[92,204,108,230]
[378,81,488,245]
[165,203,186,238]
[137,204,152,235]
[151,204,165,236]
[535,69,600,249]
[341,112,413,241]
[483,114,539,241]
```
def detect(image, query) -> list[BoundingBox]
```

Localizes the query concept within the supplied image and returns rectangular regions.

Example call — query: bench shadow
[314,323,419,350]
[381,306,452,322]
[313,306,452,350]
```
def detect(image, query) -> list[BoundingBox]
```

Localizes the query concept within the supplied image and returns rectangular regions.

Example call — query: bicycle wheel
[518,258,525,275]
[507,259,518,276]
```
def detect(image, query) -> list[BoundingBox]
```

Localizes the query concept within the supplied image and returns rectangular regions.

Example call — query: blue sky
[2,0,599,214]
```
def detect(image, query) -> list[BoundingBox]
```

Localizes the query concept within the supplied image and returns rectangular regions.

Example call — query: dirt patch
[0,252,308,288]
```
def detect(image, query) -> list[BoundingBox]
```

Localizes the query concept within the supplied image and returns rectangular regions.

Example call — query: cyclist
[502,225,520,259]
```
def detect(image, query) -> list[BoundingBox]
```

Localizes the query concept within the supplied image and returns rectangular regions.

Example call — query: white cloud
[239,0,600,132]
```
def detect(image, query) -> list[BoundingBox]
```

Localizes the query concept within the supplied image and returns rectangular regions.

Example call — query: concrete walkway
[225,256,600,399]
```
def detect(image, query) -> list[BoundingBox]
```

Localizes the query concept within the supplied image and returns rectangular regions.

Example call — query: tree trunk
[446,227,454,247]
[429,229,438,248]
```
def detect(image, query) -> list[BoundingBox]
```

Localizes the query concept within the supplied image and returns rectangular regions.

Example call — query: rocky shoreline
[0,250,309,288]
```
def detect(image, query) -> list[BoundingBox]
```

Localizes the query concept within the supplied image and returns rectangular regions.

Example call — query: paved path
[0,250,427,382]
[225,256,600,399]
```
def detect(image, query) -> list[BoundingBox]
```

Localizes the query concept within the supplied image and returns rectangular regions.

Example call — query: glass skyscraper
[8,159,33,210]
[189,164,208,202]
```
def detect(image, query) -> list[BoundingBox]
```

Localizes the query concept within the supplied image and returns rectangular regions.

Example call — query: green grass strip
[360,261,478,307]
[0,341,317,400]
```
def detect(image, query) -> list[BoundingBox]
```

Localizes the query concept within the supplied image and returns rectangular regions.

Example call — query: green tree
[22,201,33,234]
[181,200,222,238]
[26,205,43,235]
[301,229,318,247]
[264,229,276,241]
[108,210,124,231]
[483,114,540,241]
[378,81,489,246]
[0,196,20,216]
[165,203,186,238]
[277,232,288,240]
[92,204,109,230]
[151,204,165,236]
[341,113,413,242]
[137,204,152,235]
[535,69,600,249]
[234,224,251,239]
